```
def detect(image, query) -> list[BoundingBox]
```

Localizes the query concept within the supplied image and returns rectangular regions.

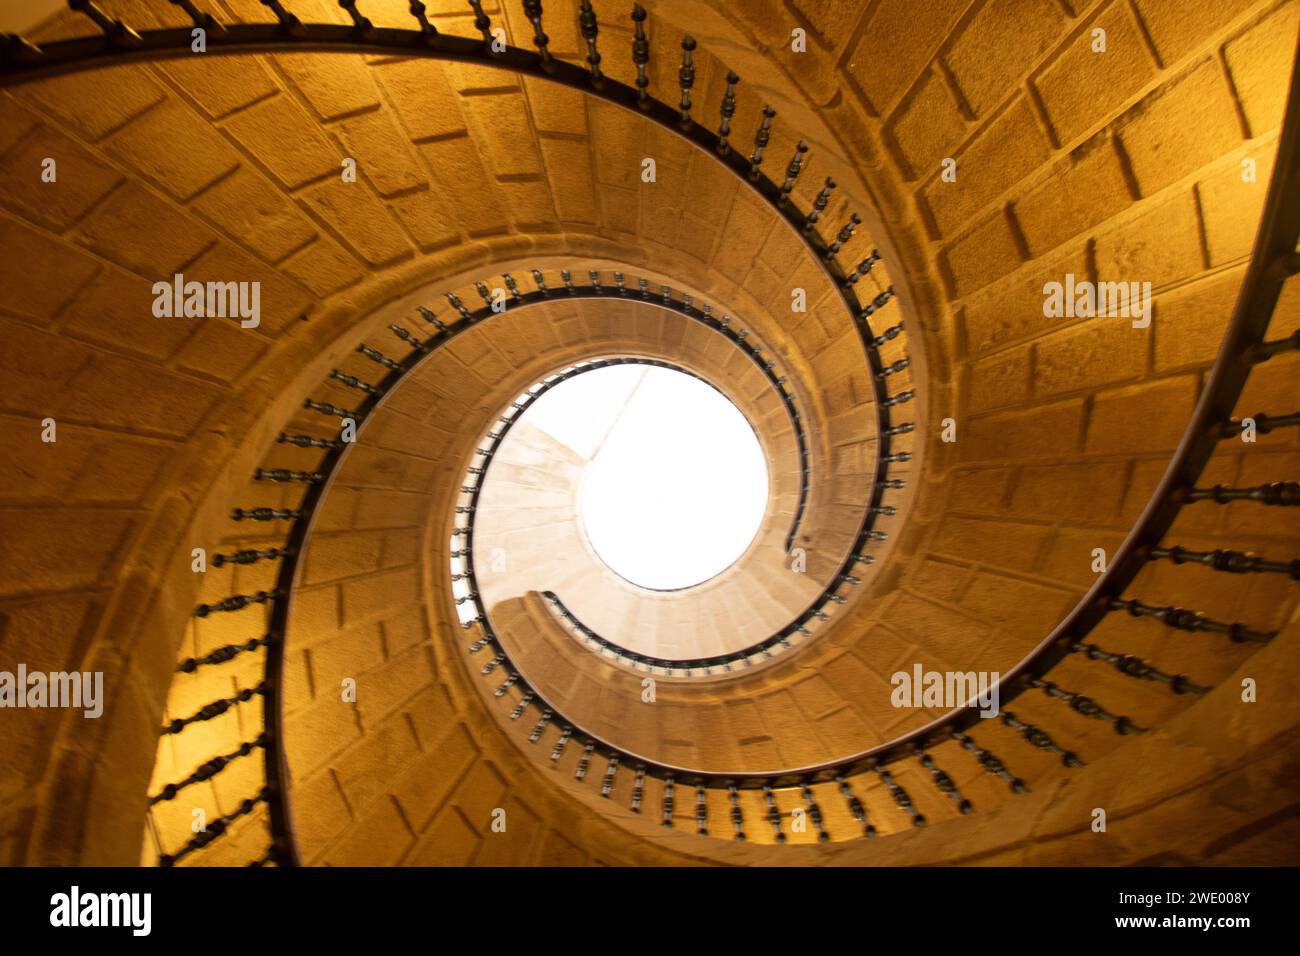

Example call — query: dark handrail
[541,590,817,671]
[182,261,905,861]
[42,4,1294,852]
[70,3,911,860]
[448,279,898,673]
[458,35,1300,791]
[0,7,909,587]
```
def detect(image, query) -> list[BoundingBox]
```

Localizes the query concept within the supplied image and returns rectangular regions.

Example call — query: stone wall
[0,0,1296,865]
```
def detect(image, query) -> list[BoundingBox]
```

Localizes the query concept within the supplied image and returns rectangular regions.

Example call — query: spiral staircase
[0,0,1297,867]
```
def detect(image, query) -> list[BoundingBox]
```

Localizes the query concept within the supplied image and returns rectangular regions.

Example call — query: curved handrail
[457,34,1300,789]
[122,8,1298,853]
[74,1,1297,853]
[449,283,903,674]
[151,258,905,863]
[63,2,913,862]
[0,5,910,596]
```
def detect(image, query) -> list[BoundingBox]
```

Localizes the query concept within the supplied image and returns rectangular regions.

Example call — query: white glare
[528,364,768,590]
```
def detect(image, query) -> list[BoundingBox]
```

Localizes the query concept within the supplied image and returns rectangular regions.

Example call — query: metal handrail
[64,1,913,862]
[456,33,1300,790]
[449,282,905,673]
[93,3,1299,854]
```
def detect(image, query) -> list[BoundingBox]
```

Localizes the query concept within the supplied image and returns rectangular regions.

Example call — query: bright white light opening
[526,364,769,590]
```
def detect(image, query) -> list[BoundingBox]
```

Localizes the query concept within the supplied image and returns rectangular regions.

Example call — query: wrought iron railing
[140,243,906,863]
[447,39,1300,836]
[3,2,1292,858]
[0,0,908,864]
[444,282,893,676]
[541,590,815,673]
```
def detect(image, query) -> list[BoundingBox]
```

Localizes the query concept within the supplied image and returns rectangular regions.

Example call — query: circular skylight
[524,364,769,590]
